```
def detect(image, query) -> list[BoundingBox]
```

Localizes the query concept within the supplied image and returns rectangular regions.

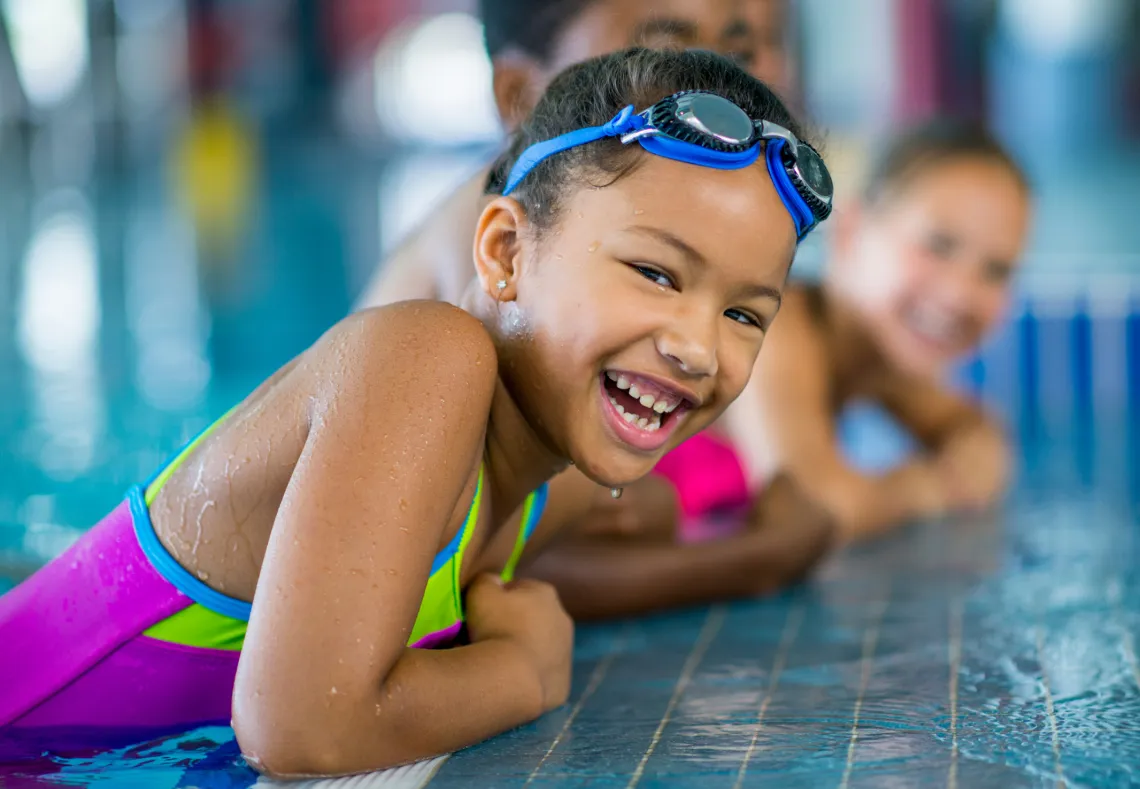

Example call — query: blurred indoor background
[1,0,1139,579]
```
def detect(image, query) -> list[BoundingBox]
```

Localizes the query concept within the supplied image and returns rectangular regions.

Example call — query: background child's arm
[873,370,1010,512]
[354,172,488,309]
[521,472,835,620]
[724,298,951,540]
[232,304,570,778]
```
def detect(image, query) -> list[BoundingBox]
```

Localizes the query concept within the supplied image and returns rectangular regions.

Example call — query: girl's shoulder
[341,301,495,361]
[308,302,499,401]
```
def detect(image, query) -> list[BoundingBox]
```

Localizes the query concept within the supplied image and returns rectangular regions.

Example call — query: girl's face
[495,0,789,129]
[476,155,796,487]
[837,158,1031,378]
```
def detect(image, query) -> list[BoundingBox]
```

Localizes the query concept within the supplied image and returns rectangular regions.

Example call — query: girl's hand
[746,473,837,546]
[466,574,573,713]
[897,459,953,522]
[573,476,679,541]
[936,428,1010,512]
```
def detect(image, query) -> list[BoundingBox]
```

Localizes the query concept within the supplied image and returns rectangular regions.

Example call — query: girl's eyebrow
[628,225,707,267]
[721,18,752,41]
[741,283,783,305]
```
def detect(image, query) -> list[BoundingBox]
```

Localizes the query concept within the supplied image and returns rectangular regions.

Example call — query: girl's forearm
[525,512,834,620]
[236,637,544,779]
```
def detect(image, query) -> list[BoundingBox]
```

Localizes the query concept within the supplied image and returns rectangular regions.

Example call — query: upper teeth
[606,371,680,413]
[637,391,678,413]
[908,307,963,343]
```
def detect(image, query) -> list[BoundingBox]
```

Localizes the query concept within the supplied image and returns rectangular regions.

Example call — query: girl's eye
[724,308,764,329]
[727,50,756,67]
[926,232,957,259]
[984,261,1013,284]
[632,264,676,289]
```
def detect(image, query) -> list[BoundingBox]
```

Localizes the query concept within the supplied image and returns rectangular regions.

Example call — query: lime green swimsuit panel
[141,412,546,651]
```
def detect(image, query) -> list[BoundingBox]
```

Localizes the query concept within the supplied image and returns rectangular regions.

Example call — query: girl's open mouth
[598,370,694,452]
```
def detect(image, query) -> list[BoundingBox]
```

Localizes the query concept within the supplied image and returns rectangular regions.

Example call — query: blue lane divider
[1070,295,1094,420]
[1016,305,1040,421]
[1128,300,1140,410]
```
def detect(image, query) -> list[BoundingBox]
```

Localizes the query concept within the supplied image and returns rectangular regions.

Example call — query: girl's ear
[491,53,545,132]
[830,198,864,261]
[473,196,530,301]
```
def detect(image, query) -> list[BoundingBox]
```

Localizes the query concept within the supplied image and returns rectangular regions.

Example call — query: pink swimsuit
[653,431,753,541]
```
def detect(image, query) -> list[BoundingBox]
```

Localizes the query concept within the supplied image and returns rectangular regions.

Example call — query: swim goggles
[503,90,833,241]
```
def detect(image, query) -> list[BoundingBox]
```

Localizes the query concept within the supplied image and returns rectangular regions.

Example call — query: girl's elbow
[237,723,412,779]
[233,694,404,778]
[233,702,328,778]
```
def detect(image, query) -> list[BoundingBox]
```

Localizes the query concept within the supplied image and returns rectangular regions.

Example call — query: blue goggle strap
[503,105,644,195]
[503,104,820,240]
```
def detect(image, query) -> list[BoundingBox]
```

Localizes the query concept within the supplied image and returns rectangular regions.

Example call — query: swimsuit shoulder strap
[143,406,239,506]
[499,482,550,583]
[407,467,485,648]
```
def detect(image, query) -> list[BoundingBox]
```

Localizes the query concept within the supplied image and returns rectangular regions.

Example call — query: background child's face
[494,0,789,129]
[839,159,1031,377]
[495,156,796,487]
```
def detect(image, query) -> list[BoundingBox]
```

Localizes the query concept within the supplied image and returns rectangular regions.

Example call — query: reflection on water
[15,193,105,482]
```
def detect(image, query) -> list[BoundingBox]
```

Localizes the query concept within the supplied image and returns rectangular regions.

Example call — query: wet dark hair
[480,0,594,61]
[863,118,1030,206]
[486,47,813,233]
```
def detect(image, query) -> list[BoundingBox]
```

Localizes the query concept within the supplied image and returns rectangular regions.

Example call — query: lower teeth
[609,396,661,431]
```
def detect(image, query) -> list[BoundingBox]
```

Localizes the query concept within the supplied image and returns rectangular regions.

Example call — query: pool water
[3,420,1139,788]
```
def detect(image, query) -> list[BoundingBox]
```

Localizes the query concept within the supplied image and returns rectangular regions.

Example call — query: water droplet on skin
[633,208,645,215]
[399,526,410,534]
[398,498,408,511]
[588,242,599,253]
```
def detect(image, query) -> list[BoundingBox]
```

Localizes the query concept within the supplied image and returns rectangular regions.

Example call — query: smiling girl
[0,47,830,777]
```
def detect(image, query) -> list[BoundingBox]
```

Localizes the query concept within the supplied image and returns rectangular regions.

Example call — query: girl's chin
[570,451,659,490]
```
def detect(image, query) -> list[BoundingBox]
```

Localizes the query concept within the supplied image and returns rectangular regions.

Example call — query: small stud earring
[496,279,507,291]
[610,487,623,500]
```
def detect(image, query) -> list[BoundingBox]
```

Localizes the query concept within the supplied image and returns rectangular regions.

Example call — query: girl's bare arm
[232,303,551,777]
[354,172,489,310]
[724,294,951,540]
[523,471,834,620]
